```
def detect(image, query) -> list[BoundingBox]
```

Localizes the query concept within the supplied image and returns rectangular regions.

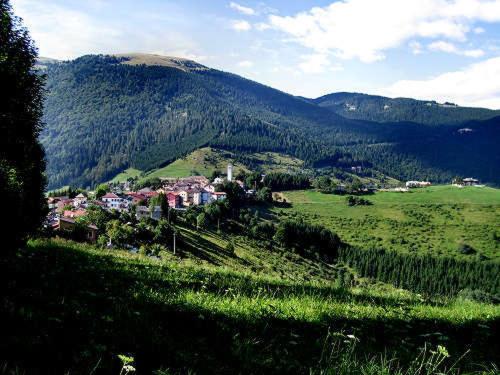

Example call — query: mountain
[311,92,500,125]
[41,54,500,189]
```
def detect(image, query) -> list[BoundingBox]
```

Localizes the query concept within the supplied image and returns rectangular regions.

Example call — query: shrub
[458,243,476,255]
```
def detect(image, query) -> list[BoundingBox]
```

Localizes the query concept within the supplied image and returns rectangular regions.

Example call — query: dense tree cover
[0,0,46,251]
[338,246,500,296]
[41,54,500,189]
[262,172,310,191]
[274,219,342,259]
[312,92,500,125]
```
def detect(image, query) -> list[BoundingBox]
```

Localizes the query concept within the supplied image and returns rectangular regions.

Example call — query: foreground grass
[1,238,498,374]
[276,186,500,260]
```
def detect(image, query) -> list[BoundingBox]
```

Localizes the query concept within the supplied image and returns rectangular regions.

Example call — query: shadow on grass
[0,240,498,374]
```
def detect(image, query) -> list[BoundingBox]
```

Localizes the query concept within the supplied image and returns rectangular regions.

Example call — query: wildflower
[123,365,136,373]
[437,345,450,358]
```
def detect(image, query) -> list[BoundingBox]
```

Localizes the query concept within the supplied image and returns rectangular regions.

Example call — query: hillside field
[275,185,500,260]
[110,147,307,183]
[1,238,499,374]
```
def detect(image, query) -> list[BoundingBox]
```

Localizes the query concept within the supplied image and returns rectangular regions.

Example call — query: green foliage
[345,195,372,206]
[95,183,109,199]
[262,172,310,191]
[105,220,134,248]
[313,92,500,125]
[338,246,500,296]
[255,187,272,203]
[149,192,169,218]
[225,240,235,254]
[41,55,500,190]
[3,238,499,374]
[458,243,476,255]
[0,0,46,251]
[274,219,341,258]
[277,187,500,260]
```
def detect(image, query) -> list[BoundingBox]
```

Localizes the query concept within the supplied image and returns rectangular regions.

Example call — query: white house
[101,193,129,211]
[405,181,431,188]
[73,193,87,207]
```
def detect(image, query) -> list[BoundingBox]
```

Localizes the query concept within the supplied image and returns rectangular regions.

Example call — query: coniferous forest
[40,55,500,189]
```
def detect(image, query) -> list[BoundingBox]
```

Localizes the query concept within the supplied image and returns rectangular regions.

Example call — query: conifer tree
[0,0,46,252]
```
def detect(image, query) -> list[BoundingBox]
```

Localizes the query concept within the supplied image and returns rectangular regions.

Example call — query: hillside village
[46,154,485,246]
[45,164,256,242]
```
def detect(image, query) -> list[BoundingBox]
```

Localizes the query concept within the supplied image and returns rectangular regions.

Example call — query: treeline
[314,92,500,125]
[262,172,310,191]
[338,246,500,297]
[274,219,342,259]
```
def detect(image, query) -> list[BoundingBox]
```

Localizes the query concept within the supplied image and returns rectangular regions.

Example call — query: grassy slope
[109,147,307,183]
[109,168,143,183]
[276,186,500,260]
[2,238,499,374]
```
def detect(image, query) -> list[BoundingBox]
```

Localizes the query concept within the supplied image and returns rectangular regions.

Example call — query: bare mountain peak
[114,53,210,72]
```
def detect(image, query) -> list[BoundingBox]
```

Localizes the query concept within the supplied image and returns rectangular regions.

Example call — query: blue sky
[11,0,500,108]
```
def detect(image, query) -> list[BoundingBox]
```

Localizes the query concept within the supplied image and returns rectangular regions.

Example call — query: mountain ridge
[40,54,500,189]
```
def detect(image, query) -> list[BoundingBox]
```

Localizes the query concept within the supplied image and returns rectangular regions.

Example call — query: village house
[135,205,162,221]
[73,193,87,207]
[405,181,432,188]
[463,177,479,186]
[63,209,87,219]
[167,192,181,208]
[53,217,98,243]
[192,188,211,205]
[211,192,227,201]
[101,192,129,211]
[56,198,74,213]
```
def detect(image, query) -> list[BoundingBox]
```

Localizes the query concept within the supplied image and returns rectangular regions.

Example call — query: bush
[457,288,500,304]
[458,243,476,255]
[346,196,372,206]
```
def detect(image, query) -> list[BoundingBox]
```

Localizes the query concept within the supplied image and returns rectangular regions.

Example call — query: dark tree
[0,0,46,252]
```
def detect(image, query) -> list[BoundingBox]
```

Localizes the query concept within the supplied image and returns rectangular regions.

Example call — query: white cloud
[462,48,485,57]
[473,26,486,34]
[268,0,500,63]
[298,54,343,74]
[379,56,500,108]
[11,0,201,60]
[237,60,254,67]
[229,2,256,16]
[255,22,271,31]
[428,40,484,57]
[409,41,424,55]
[231,19,252,31]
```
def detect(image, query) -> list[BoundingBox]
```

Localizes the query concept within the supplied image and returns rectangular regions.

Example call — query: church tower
[227,163,233,182]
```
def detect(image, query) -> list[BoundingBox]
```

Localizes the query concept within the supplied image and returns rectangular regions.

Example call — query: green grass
[275,186,500,260]
[1,238,499,374]
[109,168,143,183]
[109,147,308,183]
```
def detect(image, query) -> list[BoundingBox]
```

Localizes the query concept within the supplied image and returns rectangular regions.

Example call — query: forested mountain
[41,54,500,189]
[310,92,500,125]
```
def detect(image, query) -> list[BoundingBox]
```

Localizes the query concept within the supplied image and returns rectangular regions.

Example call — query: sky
[11,0,500,109]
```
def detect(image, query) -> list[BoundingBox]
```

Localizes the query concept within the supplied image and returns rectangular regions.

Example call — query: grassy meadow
[109,147,307,183]
[275,185,500,260]
[1,238,499,374]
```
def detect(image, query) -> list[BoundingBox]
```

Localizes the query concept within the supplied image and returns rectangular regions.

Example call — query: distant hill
[40,54,500,189]
[310,92,500,125]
